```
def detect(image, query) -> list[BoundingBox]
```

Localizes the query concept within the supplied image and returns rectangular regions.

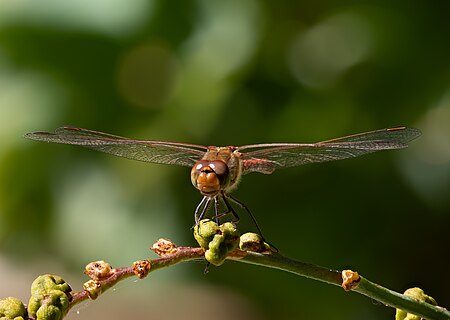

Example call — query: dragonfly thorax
[191,159,231,197]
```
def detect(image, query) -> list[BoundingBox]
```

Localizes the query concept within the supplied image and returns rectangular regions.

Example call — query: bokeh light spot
[288,11,373,88]
[171,0,261,137]
[0,0,153,37]
[400,89,450,208]
[116,42,179,110]
[0,62,65,147]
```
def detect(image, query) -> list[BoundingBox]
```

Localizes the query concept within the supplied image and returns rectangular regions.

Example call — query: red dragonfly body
[25,126,421,242]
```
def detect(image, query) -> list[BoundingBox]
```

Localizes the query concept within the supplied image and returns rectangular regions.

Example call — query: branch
[231,251,449,320]
[74,239,450,320]
[1,233,447,320]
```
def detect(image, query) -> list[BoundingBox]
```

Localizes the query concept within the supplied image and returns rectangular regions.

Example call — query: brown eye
[191,160,210,188]
[209,160,228,176]
[193,160,210,173]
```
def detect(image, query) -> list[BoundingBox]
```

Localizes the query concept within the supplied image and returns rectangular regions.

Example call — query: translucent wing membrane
[24,126,207,167]
[239,127,421,174]
[25,126,421,172]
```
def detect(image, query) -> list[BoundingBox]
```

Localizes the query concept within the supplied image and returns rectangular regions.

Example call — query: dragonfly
[24,126,421,244]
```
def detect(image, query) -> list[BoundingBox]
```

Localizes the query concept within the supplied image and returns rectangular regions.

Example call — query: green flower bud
[193,219,219,249]
[395,287,437,320]
[404,288,437,305]
[208,233,224,251]
[239,232,265,252]
[28,275,71,320]
[205,234,226,266]
[28,290,70,320]
[30,275,71,296]
[219,222,239,252]
[198,221,239,266]
[193,219,240,266]
[220,222,237,235]
[35,303,62,320]
[0,297,26,320]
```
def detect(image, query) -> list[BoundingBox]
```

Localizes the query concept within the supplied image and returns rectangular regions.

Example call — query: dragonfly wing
[24,126,207,167]
[317,126,421,145]
[240,127,421,174]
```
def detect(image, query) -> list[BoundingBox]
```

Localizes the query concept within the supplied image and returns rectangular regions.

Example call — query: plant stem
[230,251,342,285]
[230,251,450,320]
[66,243,449,320]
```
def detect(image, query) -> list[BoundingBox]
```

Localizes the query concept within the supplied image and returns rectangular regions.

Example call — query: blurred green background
[1,0,449,319]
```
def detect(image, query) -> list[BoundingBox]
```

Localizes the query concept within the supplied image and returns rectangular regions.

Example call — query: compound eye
[193,160,210,173]
[209,160,228,176]
[191,160,211,188]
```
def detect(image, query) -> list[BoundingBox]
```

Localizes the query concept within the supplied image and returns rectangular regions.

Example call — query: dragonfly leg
[210,196,230,223]
[204,262,211,274]
[194,196,211,225]
[227,194,278,252]
[221,193,240,224]
[213,197,220,224]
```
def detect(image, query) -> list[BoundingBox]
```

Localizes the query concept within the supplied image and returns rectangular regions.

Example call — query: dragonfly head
[191,160,230,196]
